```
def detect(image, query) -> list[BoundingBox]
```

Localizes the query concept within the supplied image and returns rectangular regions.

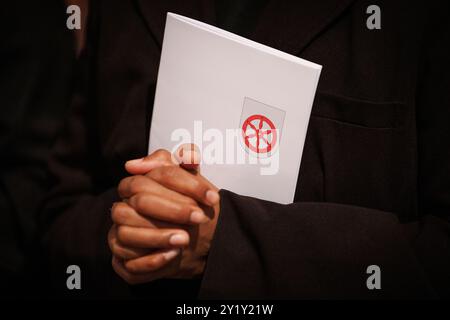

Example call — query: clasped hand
[108,145,220,284]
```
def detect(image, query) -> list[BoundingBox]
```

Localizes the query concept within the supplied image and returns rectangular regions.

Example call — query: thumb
[125,149,174,175]
[174,143,201,173]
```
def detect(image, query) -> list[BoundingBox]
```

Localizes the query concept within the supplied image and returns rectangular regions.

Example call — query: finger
[128,192,209,224]
[112,202,192,230]
[117,174,197,206]
[108,225,152,260]
[112,256,167,284]
[112,202,157,228]
[174,143,201,172]
[125,149,176,175]
[116,225,190,249]
[147,165,220,207]
[123,249,180,274]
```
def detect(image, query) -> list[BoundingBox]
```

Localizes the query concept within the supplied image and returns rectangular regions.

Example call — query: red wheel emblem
[241,114,277,154]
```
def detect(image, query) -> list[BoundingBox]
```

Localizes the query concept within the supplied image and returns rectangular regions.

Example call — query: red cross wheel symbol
[241,114,277,154]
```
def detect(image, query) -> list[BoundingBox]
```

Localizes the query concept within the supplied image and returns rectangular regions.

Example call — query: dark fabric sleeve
[199,4,450,299]
[200,192,448,299]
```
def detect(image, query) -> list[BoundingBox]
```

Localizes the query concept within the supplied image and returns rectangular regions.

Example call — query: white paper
[148,13,322,204]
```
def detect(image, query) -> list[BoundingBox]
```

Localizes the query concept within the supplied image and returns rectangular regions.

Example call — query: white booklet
[148,13,321,204]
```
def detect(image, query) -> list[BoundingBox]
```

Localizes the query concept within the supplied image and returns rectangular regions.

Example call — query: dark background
[0,0,87,297]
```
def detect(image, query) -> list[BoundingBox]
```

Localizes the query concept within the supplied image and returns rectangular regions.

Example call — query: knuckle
[111,242,122,257]
[124,261,139,274]
[153,149,171,160]
[128,176,144,194]
[107,230,116,250]
[145,167,160,180]
[116,225,129,243]
[161,166,178,180]
[111,205,129,225]
[192,179,207,198]
[144,257,161,272]
[131,193,148,211]
[191,177,201,190]
[149,166,177,183]
[117,177,131,196]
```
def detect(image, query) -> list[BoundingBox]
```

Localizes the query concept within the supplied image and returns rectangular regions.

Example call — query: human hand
[109,146,220,284]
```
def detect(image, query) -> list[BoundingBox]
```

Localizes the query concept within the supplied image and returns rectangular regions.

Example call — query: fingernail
[126,158,144,166]
[190,210,209,224]
[206,190,220,205]
[162,249,180,261]
[169,233,189,246]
